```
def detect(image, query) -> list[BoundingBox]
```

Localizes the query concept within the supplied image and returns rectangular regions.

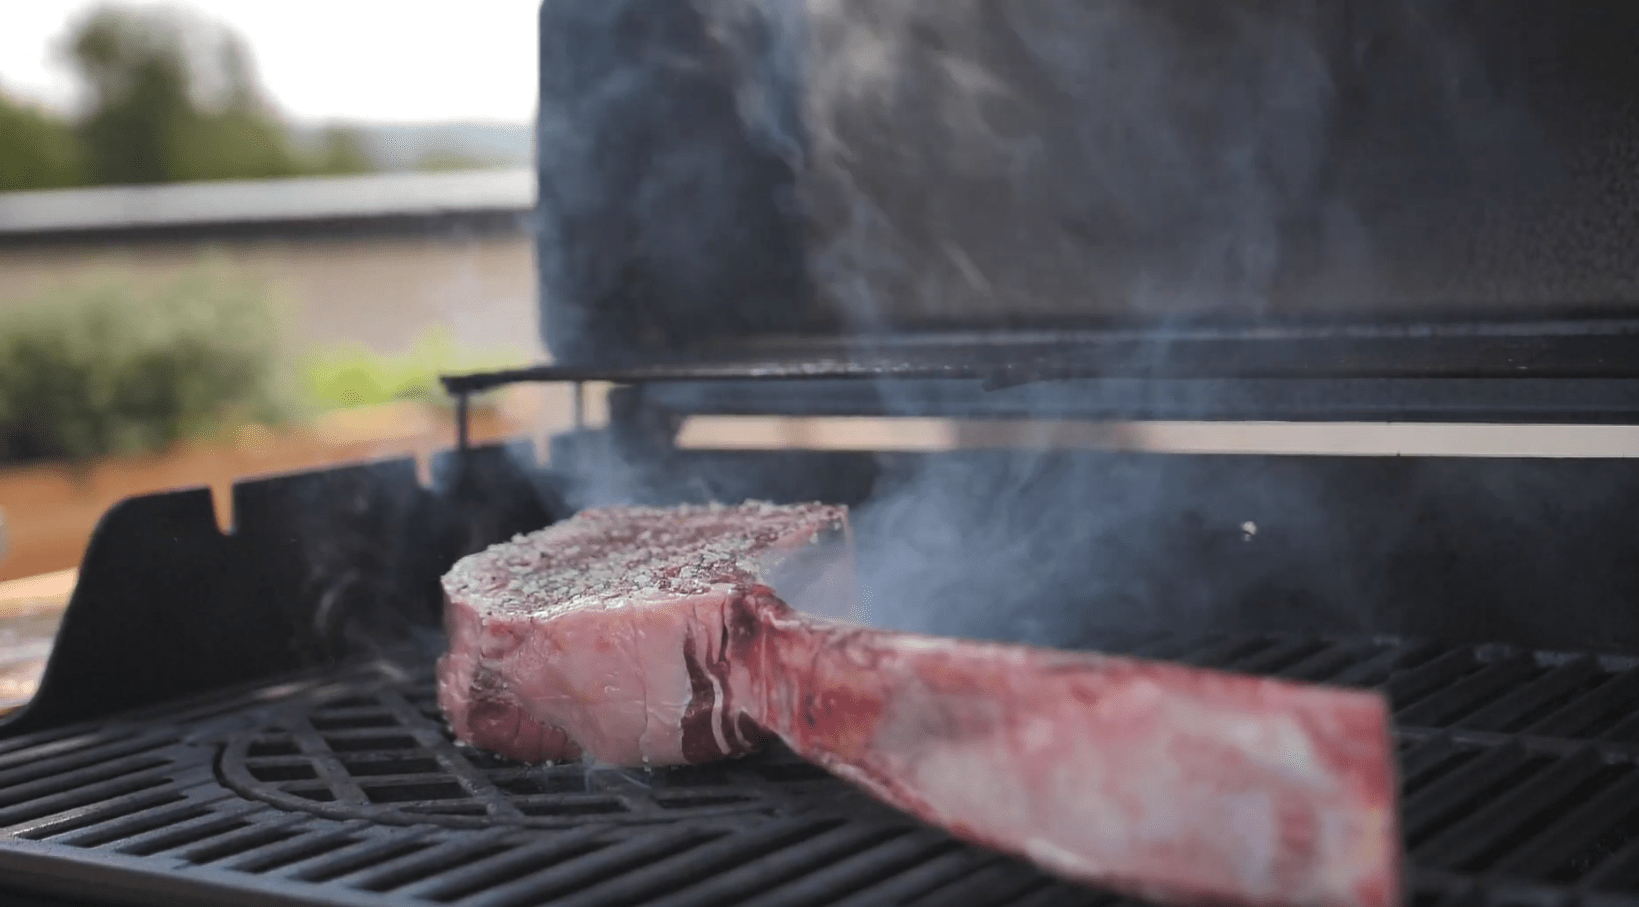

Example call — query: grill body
[1,446,1637,906]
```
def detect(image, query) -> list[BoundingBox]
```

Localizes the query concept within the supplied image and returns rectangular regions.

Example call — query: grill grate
[13,636,1639,905]
[219,681,860,829]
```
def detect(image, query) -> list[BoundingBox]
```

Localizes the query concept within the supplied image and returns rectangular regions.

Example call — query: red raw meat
[438,501,1401,907]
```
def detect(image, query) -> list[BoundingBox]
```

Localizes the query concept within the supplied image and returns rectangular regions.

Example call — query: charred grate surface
[218,679,860,828]
[16,636,1639,905]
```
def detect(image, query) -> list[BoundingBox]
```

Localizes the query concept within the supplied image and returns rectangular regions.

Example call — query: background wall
[0,233,537,355]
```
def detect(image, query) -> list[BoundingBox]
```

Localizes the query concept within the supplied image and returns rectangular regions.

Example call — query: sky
[0,1,541,124]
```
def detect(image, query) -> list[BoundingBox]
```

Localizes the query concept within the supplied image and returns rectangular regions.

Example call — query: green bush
[0,268,291,464]
[302,327,526,412]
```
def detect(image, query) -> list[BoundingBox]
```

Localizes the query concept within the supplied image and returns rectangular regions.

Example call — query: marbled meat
[438,501,1401,907]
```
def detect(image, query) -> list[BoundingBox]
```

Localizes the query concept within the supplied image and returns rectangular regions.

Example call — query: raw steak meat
[439,501,1401,907]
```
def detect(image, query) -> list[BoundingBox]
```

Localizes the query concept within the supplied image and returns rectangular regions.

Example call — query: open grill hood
[532,0,1639,413]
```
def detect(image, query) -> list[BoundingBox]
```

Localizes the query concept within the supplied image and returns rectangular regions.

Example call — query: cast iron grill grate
[218,679,859,829]
[14,634,1639,906]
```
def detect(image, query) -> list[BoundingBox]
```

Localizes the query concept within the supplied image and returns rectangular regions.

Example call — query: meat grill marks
[437,501,1402,907]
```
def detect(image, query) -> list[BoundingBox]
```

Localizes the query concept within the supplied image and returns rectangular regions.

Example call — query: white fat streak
[1024,837,1105,882]
[706,667,732,757]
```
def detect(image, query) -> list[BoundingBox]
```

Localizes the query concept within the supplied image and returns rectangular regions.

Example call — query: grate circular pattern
[218,679,863,829]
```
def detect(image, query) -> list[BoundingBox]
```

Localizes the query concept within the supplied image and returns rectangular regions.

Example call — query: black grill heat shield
[8,1,1639,906]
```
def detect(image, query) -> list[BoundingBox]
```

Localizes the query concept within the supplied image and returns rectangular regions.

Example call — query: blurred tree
[0,89,85,191]
[71,7,193,183]
[64,5,376,185]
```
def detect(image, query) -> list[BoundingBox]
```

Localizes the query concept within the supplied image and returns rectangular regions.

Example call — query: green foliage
[69,5,309,184]
[311,126,375,176]
[303,328,526,411]
[0,268,291,464]
[0,4,382,192]
[0,267,526,466]
[414,148,495,173]
[0,90,85,191]
[1,6,537,192]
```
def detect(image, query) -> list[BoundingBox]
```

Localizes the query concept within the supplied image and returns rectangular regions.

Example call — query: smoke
[679,0,1352,643]
[536,0,1542,645]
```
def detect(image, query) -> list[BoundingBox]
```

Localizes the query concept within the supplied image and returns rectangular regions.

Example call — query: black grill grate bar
[1333,639,1447,688]
[0,726,136,764]
[342,771,480,789]
[0,736,168,791]
[456,827,722,907]
[1396,737,1476,793]
[1597,710,1639,743]
[311,714,402,732]
[1006,882,1119,907]
[219,823,365,874]
[1454,658,1604,733]
[308,706,402,721]
[0,768,173,830]
[1273,640,1391,683]
[376,689,526,821]
[531,820,837,907]
[828,847,1003,907]
[241,754,322,769]
[1164,636,1271,670]
[1387,649,1485,710]
[155,672,366,725]
[316,729,422,745]
[1407,872,1493,907]
[1412,746,1608,870]
[1490,763,1639,879]
[0,752,168,810]
[284,831,439,883]
[1575,827,1639,891]
[507,794,629,816]
[392,828,613,901]
[336,827,518,892]
[1399,726,1639,764]
[1220,637,1332,676]
[1526,669,1639,739]
[1397,655,1540,728]
[44,794,220,849]
[1401,745,1538,842]
[6,785,182,843]
[636,823,911,907]
[174,814,307,865]
[901,861,1054,907]
[733,830,964,907]
[289,716,371,807]
[114,809,259,857]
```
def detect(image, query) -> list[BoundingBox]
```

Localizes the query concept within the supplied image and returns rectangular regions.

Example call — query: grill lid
[529,0,1639,406]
